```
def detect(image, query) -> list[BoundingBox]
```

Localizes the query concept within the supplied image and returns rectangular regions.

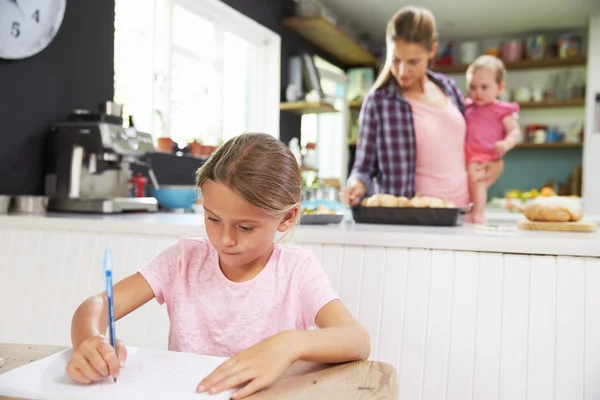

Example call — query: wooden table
[0,344,398,399]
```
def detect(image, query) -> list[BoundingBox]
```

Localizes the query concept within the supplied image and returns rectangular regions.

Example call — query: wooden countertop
[0,344,398,400]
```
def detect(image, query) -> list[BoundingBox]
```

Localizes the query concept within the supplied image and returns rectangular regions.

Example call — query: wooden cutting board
[518,219,598,232]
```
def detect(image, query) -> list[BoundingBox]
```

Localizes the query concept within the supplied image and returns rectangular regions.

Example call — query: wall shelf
[433,56,588,74]
[515,142,583,149]
[348,98,585,110]
[280,101,338,116]
[282,17,378,67]
[518,99,585,109]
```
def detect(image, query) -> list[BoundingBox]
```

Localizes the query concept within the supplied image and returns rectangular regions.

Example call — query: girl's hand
[66,335,127,383]
[197,331,299,399]
[494,140,511,157]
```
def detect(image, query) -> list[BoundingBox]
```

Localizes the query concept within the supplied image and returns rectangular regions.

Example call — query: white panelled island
[1,212,599,399]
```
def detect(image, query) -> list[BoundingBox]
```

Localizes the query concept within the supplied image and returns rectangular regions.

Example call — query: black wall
[0,0,115,195]
[0,0,335,195]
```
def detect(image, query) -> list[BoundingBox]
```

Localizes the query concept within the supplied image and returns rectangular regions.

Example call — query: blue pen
[103,246,118,383]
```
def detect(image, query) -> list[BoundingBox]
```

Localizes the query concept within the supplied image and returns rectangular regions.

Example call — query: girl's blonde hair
[466,55,506,84]
[195,133,302,218]
[373,6,438,91]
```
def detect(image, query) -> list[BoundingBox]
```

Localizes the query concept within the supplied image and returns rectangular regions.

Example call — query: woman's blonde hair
[373,6,438,91]
[466,55,506,84]
[195,133,302,218]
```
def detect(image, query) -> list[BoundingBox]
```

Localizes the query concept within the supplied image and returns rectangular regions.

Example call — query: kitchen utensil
[0,195,10,214]
[150,186,198,210]
[518,220,597,233]
[352,206,466,226]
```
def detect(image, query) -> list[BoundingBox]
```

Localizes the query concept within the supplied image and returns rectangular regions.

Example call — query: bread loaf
[396,196,410,207]
[524,197,583,222]
[361,193,456,208]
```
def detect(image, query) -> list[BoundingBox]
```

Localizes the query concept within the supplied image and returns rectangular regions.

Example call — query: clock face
[0,0,66,60]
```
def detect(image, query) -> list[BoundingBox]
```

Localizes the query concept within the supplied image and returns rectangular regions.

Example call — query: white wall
[583,15,600,214]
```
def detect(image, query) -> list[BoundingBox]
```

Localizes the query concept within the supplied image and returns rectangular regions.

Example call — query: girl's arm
[71,272,155,347]
[198,300,370,398]
[495,115,521,157]
[502,115,521,148]
[67,272,155,383]
[289,299,370,363]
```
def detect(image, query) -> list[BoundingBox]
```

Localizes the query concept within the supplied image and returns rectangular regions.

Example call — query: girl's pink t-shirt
[404,97,470,208]
[465,99,520,163]
[139,237,339,357]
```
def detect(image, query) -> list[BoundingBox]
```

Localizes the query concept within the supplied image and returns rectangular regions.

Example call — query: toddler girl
[465,55,521,223]
[65,133,370,398]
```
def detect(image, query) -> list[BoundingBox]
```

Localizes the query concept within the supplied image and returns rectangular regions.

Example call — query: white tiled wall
[2,226,600,399]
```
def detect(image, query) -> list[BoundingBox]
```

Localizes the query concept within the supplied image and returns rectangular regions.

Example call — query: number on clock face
[0,0,66,60]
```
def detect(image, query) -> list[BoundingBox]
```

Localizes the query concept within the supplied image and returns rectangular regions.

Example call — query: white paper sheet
[0,347,233,400]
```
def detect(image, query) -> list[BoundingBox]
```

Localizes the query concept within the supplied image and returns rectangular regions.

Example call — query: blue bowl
[150,186,199,210]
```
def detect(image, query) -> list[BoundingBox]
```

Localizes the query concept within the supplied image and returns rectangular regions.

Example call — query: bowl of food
[150,186,199,211]
[299,203,344,225]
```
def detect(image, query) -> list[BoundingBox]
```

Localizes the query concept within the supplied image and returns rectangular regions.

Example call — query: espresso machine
[45,110,158,213]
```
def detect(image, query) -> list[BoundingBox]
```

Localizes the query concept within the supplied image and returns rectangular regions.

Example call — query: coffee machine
[45,111,158,213]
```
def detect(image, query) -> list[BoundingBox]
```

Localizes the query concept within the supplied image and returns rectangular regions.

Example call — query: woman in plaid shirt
[345,6,487,208]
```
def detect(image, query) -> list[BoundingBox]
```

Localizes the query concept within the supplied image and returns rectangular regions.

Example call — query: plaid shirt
[349,71,465,198]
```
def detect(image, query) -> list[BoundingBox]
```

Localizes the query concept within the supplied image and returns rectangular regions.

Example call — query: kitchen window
[114,0,281,146]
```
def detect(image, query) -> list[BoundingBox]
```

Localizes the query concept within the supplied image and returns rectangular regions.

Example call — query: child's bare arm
[296,299,370,362]
[501,115,521,148]
[71,272,154,347]
[198,300,370,398]
[67,273,155,383]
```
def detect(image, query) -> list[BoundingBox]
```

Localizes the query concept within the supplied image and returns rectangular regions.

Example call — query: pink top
[465,98,519,162]
[404,97,470,208]
[139,237,339,357]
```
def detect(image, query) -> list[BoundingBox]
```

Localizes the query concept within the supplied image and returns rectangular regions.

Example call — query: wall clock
[0,0,66,60]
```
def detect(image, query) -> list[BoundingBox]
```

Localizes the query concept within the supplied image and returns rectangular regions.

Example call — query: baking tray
[299,213,344,225]
[351,206,467,226]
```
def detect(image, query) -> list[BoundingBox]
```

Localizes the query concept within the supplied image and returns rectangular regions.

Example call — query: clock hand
[8,0,25,17]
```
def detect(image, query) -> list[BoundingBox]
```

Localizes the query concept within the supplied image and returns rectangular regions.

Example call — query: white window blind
[114,0,281,147]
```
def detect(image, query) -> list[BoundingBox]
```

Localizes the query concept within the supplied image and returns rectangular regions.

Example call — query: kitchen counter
[2,212,599,399]
[1,211,598,257]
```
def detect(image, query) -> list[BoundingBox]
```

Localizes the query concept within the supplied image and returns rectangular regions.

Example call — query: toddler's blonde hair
[195,133,302,219]
[466,55,507,85]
